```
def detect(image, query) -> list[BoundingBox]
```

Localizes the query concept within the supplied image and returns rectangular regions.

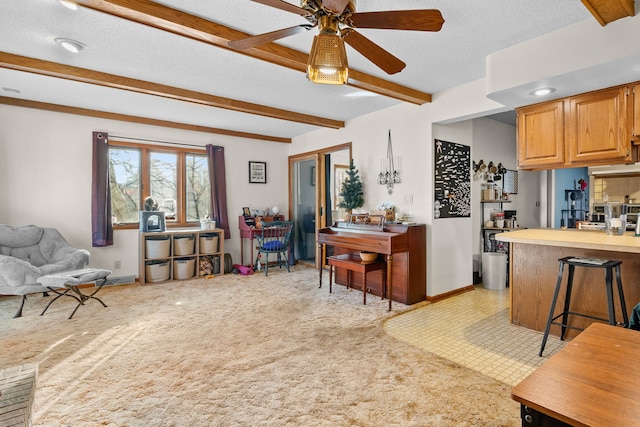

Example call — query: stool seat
[324,253,386,306]
[539,256,628,357]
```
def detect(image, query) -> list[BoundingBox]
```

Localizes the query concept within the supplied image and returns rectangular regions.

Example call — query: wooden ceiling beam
[0,96,292,143]
[75,0,432,104]
[580,0,635,26]
[0,52,343,129]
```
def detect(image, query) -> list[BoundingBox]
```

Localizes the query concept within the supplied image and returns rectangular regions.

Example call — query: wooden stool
[326,253,386,305]
[539,256,629,356]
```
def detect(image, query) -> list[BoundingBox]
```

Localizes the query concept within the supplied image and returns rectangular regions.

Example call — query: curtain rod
[109,134,207,149]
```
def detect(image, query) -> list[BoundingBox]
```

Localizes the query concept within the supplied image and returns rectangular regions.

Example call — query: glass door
[290,155,318,266]
[289,144,351,269]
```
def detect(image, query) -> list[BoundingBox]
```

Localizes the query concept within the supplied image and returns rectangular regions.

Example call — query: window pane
[109,147,141,223]
[150,152,178,220]
[186,154,211,221]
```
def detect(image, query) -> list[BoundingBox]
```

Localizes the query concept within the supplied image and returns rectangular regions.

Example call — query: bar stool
[539,256,629,356]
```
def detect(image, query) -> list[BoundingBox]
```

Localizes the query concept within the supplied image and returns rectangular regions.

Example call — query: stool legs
[540,258,628,357]
[328,265,333,293]
[615,265,629,327]
[559,265,575,341]
[605,266,616,326]
[540,262,566,357]
[362,272,367,305]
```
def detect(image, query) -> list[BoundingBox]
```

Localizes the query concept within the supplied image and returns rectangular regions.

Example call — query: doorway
[289,143,351,268]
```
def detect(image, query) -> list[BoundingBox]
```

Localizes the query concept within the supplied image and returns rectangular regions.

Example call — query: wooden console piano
[238,214,285,265]
[317,217,426,308]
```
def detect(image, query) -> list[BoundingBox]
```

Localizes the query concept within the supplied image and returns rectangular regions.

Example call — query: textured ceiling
[0,0,613,142]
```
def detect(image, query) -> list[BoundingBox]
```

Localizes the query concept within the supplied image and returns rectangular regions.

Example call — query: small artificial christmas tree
[338,160,364,213]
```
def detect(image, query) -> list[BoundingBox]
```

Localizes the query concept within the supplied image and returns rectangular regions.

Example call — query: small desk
[37,268,111,319]
[238,215,284,266]
[512,323,640,426]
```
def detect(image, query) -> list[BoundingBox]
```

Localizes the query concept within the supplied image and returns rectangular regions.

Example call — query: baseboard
[103,275,136,286]
[426,285,475,303]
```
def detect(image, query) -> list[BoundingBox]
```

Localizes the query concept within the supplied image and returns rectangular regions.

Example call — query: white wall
[0,104,289,277]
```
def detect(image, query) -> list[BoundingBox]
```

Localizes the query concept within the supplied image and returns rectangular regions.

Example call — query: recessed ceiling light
[344,90,379,98]
[55,37,86,53]
[58,1,78,10]
[530,87,555,97]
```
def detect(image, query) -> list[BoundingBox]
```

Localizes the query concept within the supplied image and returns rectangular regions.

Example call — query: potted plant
[338,160,364,219]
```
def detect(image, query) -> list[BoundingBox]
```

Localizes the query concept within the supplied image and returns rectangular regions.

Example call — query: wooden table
[511,323,640,426]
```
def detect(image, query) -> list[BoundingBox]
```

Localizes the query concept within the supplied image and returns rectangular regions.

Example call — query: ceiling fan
[228,0,445,84]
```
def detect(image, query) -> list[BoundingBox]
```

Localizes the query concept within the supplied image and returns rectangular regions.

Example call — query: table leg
[362,271,367,305]
[386,254,393,311]
[318,243,323,288]
[240,236,245,265]
[329,265,333,294]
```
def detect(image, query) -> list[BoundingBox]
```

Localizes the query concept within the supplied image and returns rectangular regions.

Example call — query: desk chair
[254,221,294,275]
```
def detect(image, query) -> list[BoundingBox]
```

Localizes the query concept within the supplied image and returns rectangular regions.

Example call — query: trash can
[482,252,507,290]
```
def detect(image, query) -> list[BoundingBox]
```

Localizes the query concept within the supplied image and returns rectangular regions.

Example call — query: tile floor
[383,285,567,386]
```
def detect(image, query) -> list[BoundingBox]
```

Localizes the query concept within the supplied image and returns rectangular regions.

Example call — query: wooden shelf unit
[139,228,225,284]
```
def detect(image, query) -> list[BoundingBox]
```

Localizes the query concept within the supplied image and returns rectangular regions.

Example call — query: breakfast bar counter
[496,228,640,336]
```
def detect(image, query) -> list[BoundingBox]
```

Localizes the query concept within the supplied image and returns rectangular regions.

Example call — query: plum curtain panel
[91,131,113,247]
[206,144,231,239]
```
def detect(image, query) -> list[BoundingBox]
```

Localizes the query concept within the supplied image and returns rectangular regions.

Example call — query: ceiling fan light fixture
[307,33,348,85]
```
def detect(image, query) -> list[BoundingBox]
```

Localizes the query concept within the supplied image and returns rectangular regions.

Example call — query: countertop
[495,228,640,253]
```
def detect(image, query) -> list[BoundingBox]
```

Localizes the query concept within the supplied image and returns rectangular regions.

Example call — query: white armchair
[0,224,89,317]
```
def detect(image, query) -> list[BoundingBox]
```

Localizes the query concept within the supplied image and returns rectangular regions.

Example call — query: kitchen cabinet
[517,84,634,170]
[633,84,640,142]
[566,86,631,165]
[516,99,565,169]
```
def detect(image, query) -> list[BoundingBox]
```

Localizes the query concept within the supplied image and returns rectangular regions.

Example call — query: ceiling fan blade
[322,0,351,14]
[250,0,311,16]
[350,9,445,32]
[228,25,312,50]
[342,30,406,74]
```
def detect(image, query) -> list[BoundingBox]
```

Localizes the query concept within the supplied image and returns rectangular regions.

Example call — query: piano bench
[326,253,386,305]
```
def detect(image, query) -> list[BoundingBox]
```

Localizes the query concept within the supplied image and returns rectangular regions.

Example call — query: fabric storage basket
[173,258,195,280]
[146,237,170,259]
[174,235,195,256]
[146,261,170,282]
[199,235,219,254]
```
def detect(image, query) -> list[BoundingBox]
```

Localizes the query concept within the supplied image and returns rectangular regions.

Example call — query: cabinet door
[517,100,565,169]
[633,84,640,142]
[567,86,631,164]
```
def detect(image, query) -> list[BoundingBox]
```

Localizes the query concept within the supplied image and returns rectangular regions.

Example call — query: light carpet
[0,266,520,426]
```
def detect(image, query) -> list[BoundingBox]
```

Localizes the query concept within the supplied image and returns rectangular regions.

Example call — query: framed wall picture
[242,207,251,217]
[249,161,267,184]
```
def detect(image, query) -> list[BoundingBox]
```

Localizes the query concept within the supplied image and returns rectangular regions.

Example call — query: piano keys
[317,221,426,307]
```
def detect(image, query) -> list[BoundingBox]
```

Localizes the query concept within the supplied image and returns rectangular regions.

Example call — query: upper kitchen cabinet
[517,100,565,169]
[517,84,635,170]
[566,86,631,165]
[633,84,640,143]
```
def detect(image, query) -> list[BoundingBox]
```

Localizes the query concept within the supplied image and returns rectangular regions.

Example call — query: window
[108,141,210,228]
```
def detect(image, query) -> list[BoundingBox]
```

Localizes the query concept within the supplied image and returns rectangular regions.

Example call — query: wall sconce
[377,129,400,194]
